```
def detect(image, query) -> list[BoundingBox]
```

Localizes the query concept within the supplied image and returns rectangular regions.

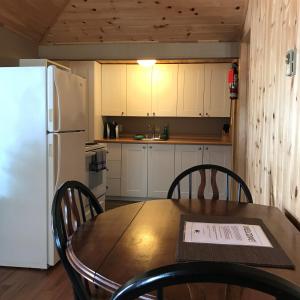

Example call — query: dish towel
[89,149,106,172]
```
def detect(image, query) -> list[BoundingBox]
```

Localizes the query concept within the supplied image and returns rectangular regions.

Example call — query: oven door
[85,149,107,199]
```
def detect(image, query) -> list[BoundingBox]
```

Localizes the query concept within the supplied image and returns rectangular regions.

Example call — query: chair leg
[73,288,80,300]
[157,287,164,300]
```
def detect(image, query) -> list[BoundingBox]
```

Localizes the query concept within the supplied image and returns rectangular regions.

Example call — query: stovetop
[85,141,106,151]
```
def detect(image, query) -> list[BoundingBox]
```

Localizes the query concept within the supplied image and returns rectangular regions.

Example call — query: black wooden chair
[167,164,253,203]
[52,180,104,300]
[110,261,300,300]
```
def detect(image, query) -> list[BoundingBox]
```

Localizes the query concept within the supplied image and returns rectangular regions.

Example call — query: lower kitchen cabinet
[148,144,175,198]
[107,143,231,200]
[174,144,232,200]
[106,144,122,197]
[121,144,175,198]
[121,144,148,197]
[174,145,204,198]
[107,178,121,196]
[203,145,232,200]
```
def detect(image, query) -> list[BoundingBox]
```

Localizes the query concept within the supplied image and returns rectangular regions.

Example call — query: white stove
[84,142,107,210]
[85,141,106,152]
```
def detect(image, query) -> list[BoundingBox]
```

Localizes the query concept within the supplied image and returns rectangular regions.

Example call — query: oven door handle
[85,151,96,158]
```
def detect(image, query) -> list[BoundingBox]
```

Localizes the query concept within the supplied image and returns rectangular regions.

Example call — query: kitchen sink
[142,137,165,141]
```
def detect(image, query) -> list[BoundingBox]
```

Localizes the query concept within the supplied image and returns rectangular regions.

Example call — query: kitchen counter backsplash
[103,116,230,140]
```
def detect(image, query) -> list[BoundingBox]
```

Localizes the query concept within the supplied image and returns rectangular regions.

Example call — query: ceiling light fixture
[137,59,157,67]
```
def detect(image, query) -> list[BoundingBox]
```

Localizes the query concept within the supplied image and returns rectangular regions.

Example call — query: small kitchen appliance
[104,121,119,138]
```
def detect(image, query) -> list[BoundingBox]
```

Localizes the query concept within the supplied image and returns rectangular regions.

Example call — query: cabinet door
[121,144,148,197]
[152,64,178,116]
[127,65,152,116]
[102,64,126,116]
[202,145,232,200]
[174,145,203,199]
[204,63,231,117]
[177,64,205,117]
[69,61,102,141]
[148,144,175,198]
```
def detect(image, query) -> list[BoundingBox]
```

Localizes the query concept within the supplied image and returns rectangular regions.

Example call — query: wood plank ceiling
[0,0,248,44]
[0,0,69,41]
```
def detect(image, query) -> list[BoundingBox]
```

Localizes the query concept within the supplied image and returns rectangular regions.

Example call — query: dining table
[67,199,300,299]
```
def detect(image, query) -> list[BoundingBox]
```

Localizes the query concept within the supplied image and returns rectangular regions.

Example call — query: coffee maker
[104,121,119,138]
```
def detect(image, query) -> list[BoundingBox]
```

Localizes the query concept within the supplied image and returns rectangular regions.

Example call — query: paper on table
[184,222,273,248]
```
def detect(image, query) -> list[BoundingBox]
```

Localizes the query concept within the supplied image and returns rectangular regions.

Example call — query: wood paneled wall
[240,0,300,219]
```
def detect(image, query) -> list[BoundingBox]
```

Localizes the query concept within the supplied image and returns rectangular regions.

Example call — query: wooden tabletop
[69,199,300,299]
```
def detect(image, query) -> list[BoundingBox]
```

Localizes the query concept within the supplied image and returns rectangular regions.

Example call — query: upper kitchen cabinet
[204,63,231,117]
[126,65,152,116]
[102,64,126,116]
[177,64,205,117]
[152,64,178,116]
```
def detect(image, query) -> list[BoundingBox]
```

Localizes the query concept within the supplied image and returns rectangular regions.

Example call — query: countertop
[97,135,232,145]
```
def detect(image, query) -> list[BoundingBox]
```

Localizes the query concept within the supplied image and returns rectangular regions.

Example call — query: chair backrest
[110,261,300,300]
[167,164,253,203]
[52,180,103,300]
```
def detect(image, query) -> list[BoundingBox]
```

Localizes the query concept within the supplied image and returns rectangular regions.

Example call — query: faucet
[146,123,156,139]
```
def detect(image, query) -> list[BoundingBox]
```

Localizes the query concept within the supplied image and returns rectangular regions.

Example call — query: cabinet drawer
[107,160,121,178]
[106,178,121,196]
[175,145,203,152]
[107,143,121,160]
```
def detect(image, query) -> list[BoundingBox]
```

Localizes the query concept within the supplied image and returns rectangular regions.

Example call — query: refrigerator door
[0,67,48,268]
[47,65,86,132]
[48,131,86,265]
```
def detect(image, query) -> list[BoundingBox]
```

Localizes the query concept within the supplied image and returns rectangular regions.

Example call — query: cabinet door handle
[206,147,208,150]
[121,111,124,116]
[205,113,208,116]
[147,112,149,116]
[199,113,202,116]
[149,146,152,149]
[198,147,202,150]
[142,146,146,149]
[153,112,155,116]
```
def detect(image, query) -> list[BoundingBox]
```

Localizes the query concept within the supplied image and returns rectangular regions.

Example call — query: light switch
[286,49,297,77]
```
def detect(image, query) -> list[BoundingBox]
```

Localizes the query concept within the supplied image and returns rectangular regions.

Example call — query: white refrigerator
[0,65,86,269]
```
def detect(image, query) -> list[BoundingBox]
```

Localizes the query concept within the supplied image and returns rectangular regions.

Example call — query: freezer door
[0,67,48,268]
[47,65,86,132]
[48,131,86,265]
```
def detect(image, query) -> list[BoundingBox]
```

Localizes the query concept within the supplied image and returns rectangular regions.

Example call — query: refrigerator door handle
[53,133,61,190]
[53,78,62,132]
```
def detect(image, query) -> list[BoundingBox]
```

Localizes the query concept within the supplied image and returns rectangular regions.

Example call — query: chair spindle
[226,174,229,201]
[177,182,181,199]
[238,183,242,203]
[188,173,192,199]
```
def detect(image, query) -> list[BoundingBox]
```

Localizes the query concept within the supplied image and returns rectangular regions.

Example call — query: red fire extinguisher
[227,63,238,99]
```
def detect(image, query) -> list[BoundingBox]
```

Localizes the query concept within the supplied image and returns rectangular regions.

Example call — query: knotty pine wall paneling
[241,0,300,220]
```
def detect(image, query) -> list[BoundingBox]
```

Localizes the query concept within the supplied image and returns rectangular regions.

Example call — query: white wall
[39,42,239,60]
[0,27,38,66]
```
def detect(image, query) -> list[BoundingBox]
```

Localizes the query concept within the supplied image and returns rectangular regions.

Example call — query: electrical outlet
[286,49,297,77]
